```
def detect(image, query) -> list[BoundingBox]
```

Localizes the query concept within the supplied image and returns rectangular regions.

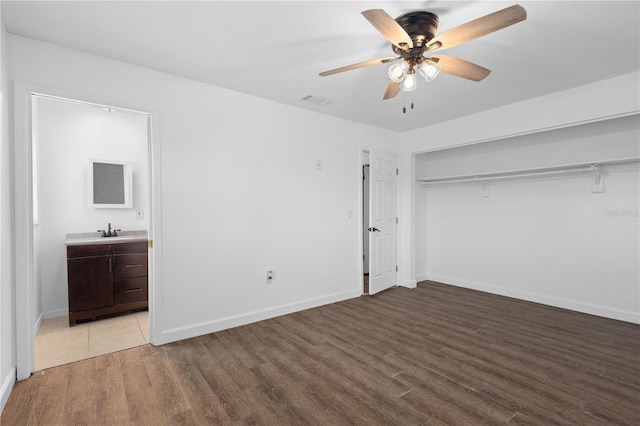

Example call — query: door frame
[359,148,399,295]
[13,81,163,380]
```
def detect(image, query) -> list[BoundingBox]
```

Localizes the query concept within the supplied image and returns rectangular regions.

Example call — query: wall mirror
[88,159,132,208]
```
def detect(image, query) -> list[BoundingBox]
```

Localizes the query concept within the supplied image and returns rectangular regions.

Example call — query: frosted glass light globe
[388,61,409,83]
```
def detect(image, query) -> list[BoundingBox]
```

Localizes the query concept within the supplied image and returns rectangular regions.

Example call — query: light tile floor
[34,310,149,371]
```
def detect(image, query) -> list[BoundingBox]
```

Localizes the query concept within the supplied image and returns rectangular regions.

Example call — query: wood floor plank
[3,280,638,425]
[3,372,42,425]
[28,365,68,426]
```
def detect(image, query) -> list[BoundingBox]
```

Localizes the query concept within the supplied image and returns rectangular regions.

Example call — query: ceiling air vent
[300,95,330,107]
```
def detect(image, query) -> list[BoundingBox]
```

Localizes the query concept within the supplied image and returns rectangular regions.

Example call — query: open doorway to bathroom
[362,164,370,295]
[362,151,370,295]
[31,94,151,370]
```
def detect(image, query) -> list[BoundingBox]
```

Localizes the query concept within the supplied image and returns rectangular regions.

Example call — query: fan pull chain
[402,95,415,114]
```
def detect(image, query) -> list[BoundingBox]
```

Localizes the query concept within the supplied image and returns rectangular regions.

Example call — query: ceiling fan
[319,4,527,105]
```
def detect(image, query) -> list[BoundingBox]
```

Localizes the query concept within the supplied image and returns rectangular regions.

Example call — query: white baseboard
[34,312,44,338]
[415,273,429,283]
[155,289,362,345]
[426,274,640,324]
[0,367,16,415]
[43,308,67,320]
[34,309,67,337]
[398,279,417,289]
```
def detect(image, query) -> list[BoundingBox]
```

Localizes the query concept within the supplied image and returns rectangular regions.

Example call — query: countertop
[64,230,148,246]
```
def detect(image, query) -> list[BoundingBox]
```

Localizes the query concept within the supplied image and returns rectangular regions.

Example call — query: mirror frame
[88,159,133,208]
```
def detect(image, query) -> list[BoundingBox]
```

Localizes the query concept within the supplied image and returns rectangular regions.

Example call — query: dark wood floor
[3,281,639,425]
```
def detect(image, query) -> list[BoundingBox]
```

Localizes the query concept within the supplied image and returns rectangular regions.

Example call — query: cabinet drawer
[114,253,148,279]
[114,277,148,304]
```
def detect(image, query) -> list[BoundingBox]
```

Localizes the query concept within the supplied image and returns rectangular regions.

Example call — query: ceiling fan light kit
[319,4,527,111]
[388,60,409,83]
[400,70,417,92]
[419,60,441,82]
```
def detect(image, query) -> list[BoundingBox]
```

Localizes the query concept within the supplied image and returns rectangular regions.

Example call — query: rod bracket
[591,165,604,193]
[481,180,490,198]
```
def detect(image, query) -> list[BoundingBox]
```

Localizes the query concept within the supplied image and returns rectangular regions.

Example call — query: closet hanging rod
[417,157,639,185]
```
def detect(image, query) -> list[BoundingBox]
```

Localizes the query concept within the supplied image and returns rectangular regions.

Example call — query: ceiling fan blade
[432,55,491,81]
[319,57,397,77]
[383,80,401,100]
[362,9,413,51]
[426,5,526,52]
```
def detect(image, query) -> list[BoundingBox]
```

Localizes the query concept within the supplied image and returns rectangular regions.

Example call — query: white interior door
[368,150,397,295]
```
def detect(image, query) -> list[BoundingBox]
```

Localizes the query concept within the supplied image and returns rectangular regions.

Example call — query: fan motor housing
[392,11,439,53]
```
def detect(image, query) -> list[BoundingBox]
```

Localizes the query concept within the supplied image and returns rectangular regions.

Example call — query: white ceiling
[2,1,639,132]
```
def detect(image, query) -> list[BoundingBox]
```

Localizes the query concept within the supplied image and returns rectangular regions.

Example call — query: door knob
[367,227,381,232]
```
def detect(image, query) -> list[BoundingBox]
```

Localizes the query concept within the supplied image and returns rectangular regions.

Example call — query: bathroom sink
[64,231,148,246]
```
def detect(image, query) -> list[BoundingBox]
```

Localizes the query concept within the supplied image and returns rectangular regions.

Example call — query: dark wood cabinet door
[67,255,114,312]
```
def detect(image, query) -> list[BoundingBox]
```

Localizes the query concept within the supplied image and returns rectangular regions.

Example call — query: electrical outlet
[267,270,274,283]
[136,209,144,220]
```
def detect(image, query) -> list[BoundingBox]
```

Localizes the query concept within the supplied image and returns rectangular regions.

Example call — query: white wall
[402,72,640,324]
[8,34,398,346]
[34,96,149,318]
[0,18,16,411]
[420,157,639,323]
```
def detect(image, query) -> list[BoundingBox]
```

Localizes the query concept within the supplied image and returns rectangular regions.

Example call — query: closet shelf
[417,157,639,185]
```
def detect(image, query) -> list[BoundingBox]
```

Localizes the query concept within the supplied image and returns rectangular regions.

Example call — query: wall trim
[34,312,44,338]
[415,273,429,283]
[43,308,67,320]
[34,309,67,340]
[156,289,362,345]
[398,279,417,289]
[426,274,640,324]
[0,367,16,414]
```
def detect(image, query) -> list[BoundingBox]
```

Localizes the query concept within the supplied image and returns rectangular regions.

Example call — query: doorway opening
[15,87,158,378]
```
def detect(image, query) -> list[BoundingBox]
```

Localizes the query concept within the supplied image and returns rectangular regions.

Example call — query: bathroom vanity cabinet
[66,240,148,326]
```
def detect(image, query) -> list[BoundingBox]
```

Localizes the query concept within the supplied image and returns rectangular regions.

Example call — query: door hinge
[395,265,398,272]
[148,240,153,249]
[363,255,365,261]
[396,217,398,224]
[396,168,399,175]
